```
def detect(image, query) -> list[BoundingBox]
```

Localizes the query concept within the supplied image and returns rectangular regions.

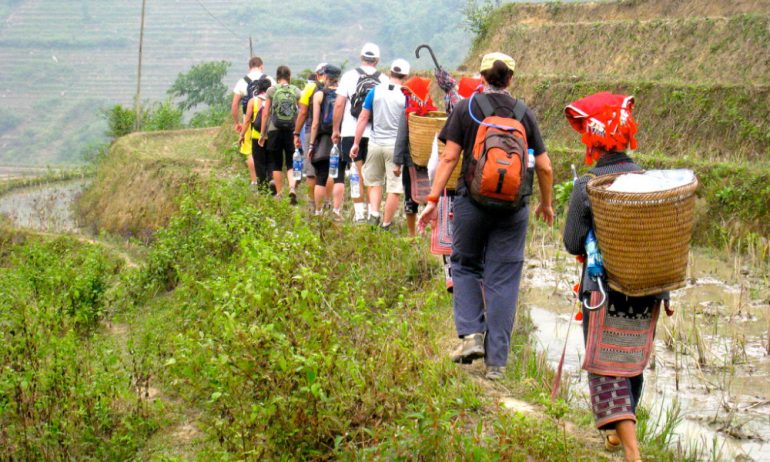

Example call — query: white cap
[361,42,380,59]
[390,59,410,76]
[315,62,328,73]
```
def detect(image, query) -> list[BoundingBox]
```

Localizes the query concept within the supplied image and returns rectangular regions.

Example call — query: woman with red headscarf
[563,92,671,462]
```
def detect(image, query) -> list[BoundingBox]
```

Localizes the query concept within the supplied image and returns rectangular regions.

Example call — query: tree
[167,61,231,111]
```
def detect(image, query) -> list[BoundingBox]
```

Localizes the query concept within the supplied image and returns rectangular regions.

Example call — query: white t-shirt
[233,70,276,96]
[363,82,406,145]
[338,65,388,138]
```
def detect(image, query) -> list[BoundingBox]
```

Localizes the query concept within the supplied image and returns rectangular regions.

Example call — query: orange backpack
[465,93,531,209]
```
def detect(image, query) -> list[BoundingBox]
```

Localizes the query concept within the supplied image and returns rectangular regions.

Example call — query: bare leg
[307,176,316,204]
[314,185,326,213]
[382,193,401,225]
[406,212,416,236]
[369,185,383,215]
[615,420,641,462]
[333,183,345,210]
[246,156,257,183]
[273,171,283,195]
[287,169,297,190]
[325,177,333,203]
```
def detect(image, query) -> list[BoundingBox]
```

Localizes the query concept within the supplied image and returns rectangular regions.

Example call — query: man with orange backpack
[418,52,554,380]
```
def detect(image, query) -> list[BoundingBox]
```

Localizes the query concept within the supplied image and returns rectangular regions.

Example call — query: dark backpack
[318,87,337,135]
[251,98,265,132]
[349,67,381,118]
[241,75,262,114]
[464,93,533,210]
[271,84,299,130]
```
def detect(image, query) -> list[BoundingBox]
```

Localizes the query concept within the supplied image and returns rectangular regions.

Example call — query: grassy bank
[77,128,224,241]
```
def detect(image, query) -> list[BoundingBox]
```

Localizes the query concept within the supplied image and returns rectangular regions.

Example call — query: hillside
[0,0,470,165]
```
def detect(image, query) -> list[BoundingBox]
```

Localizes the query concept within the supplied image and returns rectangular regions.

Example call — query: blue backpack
[319,87,337,135]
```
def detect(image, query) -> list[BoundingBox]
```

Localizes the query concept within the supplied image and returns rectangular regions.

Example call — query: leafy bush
[0,234,156,460]
[167,60,230,112]
[104,104,136,138]
[142,99,184,132]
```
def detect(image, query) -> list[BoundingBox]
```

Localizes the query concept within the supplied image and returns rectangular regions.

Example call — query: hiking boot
[485,366,505,381]
[268,180,277,196]
[289,190,298,206]
[332,211,345,223]
[380,222,394,232]
[367,215,380,227]
[354,216,368,225]
[450,333,485,364]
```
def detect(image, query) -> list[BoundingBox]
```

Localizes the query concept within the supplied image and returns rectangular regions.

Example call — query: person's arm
[535,153,554,225]
[308,91,323,160]
[295,103,309,148]
[563,177,591,255]
[332,94,347,144]
[231,93,243,130]
[239,98,254,143]
[393,112,409,176]
[350,109,370,159]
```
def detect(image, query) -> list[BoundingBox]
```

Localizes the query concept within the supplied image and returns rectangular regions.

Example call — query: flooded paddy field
[0,179,89,232]
[522,229,770,461]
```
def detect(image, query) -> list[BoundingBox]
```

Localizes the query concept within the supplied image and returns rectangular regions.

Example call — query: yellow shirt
[299,81,317,107]
[239,97,265,156]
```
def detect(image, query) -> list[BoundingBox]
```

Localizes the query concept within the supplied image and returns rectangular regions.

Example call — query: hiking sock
[369,210,381,218]
[353,202,366,220]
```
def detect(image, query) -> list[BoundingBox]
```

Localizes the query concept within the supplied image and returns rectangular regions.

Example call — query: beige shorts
[362,143,404,194]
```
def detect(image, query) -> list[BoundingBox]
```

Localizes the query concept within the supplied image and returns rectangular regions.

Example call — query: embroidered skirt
[583,290,660,428]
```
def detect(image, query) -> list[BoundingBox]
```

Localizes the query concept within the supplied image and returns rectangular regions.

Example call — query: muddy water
[522,247,770,461]
[0,179,89,232]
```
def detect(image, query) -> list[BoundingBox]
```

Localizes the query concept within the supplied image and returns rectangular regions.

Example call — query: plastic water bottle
[329,144,340,179]
[349,160,361,199]
[527,148,536,169]
[292,149,303,181]
[585,229,605,280]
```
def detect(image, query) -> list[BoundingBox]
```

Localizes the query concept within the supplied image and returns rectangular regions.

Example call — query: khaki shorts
[362,143,404,194]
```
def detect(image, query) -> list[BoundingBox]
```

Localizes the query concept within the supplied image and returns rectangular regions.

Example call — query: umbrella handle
[415,44,441,70]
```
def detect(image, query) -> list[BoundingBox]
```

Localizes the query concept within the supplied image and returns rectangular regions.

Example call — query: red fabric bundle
[457,77,483,98]
[403,77,437,116]
[564,92,638,165]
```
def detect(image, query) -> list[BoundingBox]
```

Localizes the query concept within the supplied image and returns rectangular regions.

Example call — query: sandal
[603,430,622,452]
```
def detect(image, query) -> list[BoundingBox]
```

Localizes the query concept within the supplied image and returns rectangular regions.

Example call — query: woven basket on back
[586,172,698,297]
[408,111,447,167]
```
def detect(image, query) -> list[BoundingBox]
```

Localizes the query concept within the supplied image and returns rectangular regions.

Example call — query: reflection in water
[0,179,88,233]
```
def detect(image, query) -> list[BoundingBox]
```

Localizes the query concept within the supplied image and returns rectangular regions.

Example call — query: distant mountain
[0,0,470,164]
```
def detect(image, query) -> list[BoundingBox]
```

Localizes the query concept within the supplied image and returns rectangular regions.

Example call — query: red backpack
[465,93,531,209]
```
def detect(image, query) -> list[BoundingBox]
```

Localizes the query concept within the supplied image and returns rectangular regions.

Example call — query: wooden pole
[249,35,254,58]
[134,0,147,131]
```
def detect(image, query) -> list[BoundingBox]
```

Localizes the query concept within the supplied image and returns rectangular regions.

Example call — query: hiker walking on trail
[238,76,272,188]
[332,43,389,222]
[231,57,274,133]
[417,53,554,380]
[307,65,343,217]
[259,65,302,204]
[351,59,410,229]
[563,92,671,462]
[295,63,328,210]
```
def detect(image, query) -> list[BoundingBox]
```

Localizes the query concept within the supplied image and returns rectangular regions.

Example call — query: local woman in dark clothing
[563,92,672,462]
[418,52,554,380]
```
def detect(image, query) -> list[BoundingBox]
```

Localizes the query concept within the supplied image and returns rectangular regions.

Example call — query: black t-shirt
[438,93,547,190]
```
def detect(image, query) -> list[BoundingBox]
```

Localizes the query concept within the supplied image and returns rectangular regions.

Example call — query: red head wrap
[564,92,638,165]
[403,76,437,116]
[457,77,484,98]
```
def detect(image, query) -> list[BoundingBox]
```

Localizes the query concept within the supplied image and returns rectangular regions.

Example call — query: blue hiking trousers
[450,195,529,367]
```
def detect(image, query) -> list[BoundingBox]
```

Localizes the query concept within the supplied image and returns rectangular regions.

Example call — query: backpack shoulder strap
[474,93,495,119]
[373,70,381,80]
[355,67,365,76]
[244,76,252,84]
[511,99,527,121]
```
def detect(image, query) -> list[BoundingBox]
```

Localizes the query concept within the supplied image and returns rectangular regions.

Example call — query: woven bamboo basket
[586,172,698,297]
[408,111,447,167]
